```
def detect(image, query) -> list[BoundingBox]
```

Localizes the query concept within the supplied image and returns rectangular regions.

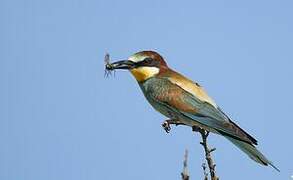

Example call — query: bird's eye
[143,58,153,64]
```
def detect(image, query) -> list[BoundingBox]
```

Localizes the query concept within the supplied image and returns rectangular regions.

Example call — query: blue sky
[1,0,293,179]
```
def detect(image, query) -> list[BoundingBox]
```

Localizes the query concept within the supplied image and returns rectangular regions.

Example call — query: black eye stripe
[144,58,152,63]
[134,58,159,67]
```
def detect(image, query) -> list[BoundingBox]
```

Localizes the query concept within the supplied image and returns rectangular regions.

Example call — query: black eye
[143,58,153,64]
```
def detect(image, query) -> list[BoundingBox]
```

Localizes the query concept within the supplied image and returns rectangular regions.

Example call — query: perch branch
[162,120,219,180]
[193,127,219,180]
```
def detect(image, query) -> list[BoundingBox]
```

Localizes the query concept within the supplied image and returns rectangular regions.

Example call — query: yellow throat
[130,67,159,82]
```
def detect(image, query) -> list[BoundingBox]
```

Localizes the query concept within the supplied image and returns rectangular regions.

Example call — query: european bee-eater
[106,51,279,171]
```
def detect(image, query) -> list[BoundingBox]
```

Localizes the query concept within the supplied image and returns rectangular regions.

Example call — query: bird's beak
[106,60,135,70]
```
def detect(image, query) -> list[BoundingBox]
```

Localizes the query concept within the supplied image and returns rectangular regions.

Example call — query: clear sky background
[1,0,293,179]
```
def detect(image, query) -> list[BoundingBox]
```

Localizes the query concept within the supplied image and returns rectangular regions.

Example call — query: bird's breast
[138,78,174,118]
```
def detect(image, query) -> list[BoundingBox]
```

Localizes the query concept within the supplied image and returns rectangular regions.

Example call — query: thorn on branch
[209,148,216,153]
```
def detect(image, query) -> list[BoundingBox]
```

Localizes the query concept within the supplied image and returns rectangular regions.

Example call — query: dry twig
[162,120,219,180]
[181,149,189,180]
[193,127,219,180]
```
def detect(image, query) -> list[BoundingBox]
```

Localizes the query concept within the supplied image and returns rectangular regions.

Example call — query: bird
[106,50,279,171]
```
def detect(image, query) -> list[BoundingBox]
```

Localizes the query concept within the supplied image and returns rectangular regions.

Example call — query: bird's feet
[162,120,171,133]
[161,119,185,133]
[192,126,201,132]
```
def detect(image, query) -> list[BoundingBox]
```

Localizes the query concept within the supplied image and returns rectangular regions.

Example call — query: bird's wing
[161,69,218,108]
[150,71,257,145]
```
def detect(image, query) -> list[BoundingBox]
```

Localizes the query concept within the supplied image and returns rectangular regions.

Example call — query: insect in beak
[104,53,115,77]
[104,53,136,77]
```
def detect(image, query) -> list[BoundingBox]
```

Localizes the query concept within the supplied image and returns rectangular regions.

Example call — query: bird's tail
[224,136,280,172]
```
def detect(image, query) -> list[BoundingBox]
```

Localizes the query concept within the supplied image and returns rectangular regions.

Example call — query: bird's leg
[192,126,201,132]
[161,119,185,133]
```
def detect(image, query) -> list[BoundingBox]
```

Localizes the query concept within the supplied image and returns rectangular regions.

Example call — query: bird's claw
[162,119,186,133]
[162,121,171,133]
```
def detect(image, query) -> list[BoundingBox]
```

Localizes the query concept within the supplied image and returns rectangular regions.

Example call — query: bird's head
[107,51,168,82]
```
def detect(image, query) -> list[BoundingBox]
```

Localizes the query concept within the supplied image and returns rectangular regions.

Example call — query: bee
[104,53,115,77]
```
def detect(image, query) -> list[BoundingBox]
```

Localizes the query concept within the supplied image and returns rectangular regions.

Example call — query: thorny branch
[163,120,219,180]
[193,127,219,180]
